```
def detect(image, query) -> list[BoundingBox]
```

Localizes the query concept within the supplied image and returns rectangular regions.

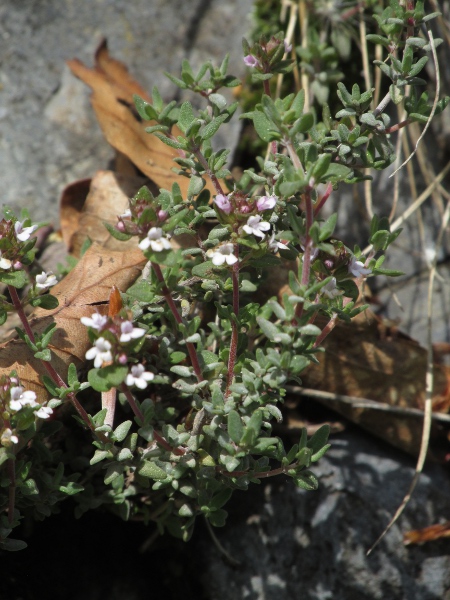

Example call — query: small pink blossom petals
[214,194,232,214]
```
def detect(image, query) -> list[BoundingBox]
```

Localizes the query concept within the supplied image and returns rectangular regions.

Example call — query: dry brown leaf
[404,521,450,546]
[0,243,145,401]
[60,170,149,256]
[67,40,217,199]
[301,312,450,458]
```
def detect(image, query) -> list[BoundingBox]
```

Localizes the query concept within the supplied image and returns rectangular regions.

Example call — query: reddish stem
[120,384,185,455]
[301,189,314,288]
[313,313,338,348]
[384,119,411,134]
[313,182,333,216]
[225,247,240,397]
[8,285,105,438]
[192,148,225,196]
[151,262,204,383]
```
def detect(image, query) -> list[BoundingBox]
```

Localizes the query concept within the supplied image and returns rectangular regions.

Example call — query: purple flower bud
[243,55,259,68]
[118,353,128,365]
[12,261,22,270]
[256,195,278,212]
[214,194,232,214]
[157,209,169,222]
[116,221,126,233]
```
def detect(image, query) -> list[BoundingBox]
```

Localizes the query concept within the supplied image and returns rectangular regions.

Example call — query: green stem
[217,460,299,480]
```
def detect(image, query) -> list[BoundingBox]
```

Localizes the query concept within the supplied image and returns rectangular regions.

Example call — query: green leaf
[228,410,244,444]
[293,470,319,490]
[113,420,133,443]
[210,488,233,511]
[137,460,167,480]
[90,449,109,465]
[253,112,280,142]
[0,270,27,288]
[207,508,228,527]
[67,363,78,387]
[0,538,28,551]
[34,349,51,361]
[201,115,227,140]
[187,175,205,198]
[307,424,330,456]
[133,95,158,120]
[103,221,132,241]
[29,293,59,310]
[88,365,128,392]
[178,101,195,133]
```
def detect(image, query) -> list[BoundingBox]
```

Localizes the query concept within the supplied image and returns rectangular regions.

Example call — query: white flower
[85,337,113,368]
[284,39,293,53]
[1,428,18,446]
[119,320,146,343]
[125,364,155,390]
[14,221,37,242]
[35,406,53,419]
[35,271,57,289]
[119,208,132,218]
[0,251,11,270]
[139,227,172,252]
[214,194,232,214]
[256,195,278,212]
[348,256,371,277]
[80,313,108,330]
[242,215,271,239]
[267,234,289,253]
[10,386,38,411]
[207,243,238,266]
[322,277,343,299]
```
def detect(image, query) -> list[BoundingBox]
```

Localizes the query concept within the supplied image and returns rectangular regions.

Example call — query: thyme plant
[0,0,447,551]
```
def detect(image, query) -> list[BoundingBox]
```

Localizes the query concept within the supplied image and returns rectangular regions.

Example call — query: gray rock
[195,429,450,600]
[0,0,253,223]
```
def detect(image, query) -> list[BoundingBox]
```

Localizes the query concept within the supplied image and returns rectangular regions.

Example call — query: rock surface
[0,0,254,223]
[194,428,450,600]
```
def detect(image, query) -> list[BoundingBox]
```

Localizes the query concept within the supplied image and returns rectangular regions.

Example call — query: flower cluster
[81,312,154,390]
[0,377,53,449]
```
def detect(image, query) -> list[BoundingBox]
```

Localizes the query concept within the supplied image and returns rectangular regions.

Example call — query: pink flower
[243,55,259,68]
[256,195,278,211]
[214,194,232,214]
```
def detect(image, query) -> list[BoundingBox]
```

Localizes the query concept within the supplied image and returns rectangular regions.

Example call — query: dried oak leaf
[67,40,217,199]
[60,170,148,256]
[0,243,145,402]
[301,312,450,458]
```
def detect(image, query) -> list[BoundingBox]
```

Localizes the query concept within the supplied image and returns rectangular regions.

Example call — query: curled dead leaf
[300,312,450,458]
[67,40,217,199]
